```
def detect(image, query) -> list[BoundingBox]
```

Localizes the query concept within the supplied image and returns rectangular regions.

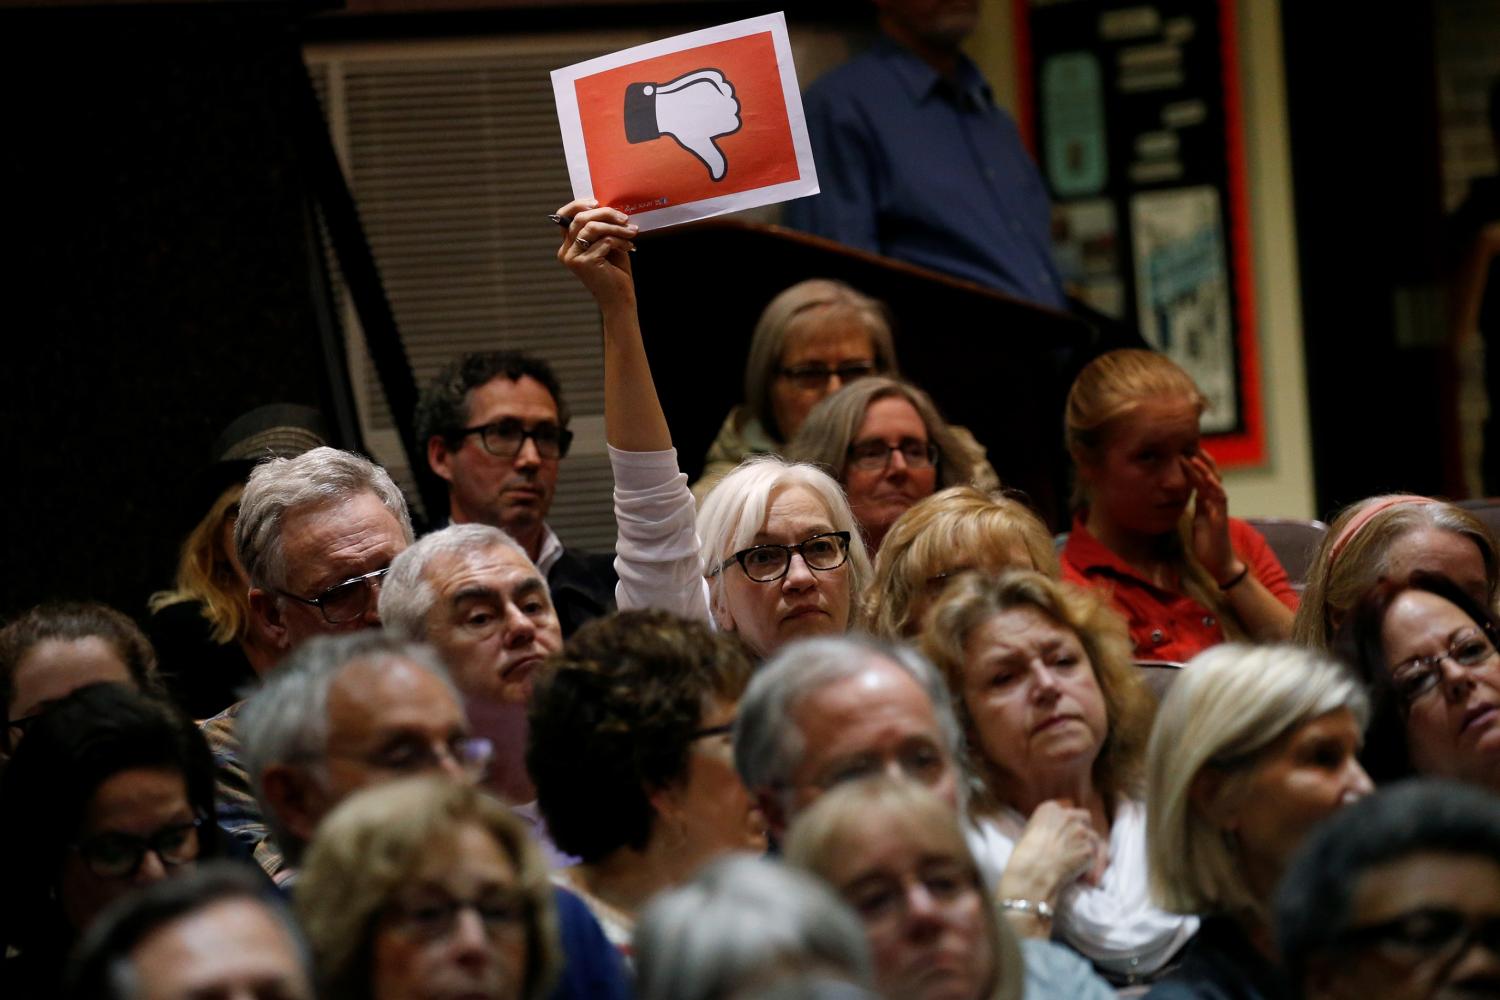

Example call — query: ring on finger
[575,237,591,247]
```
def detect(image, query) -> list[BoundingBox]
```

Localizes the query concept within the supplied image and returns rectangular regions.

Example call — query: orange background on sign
[574,31,801,212]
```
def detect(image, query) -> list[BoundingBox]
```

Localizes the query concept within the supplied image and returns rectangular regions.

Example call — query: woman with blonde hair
[556,200,870,660]
[694,279,898,500]
[788,376,999,552]
[784,776,1113,1000]
[1062,348,1296,661]
[297,777,561,1000]
[1291,493,1498,650]
[1142,644,1373,998]
[864,486,1059,639]
[922,570,1193,986]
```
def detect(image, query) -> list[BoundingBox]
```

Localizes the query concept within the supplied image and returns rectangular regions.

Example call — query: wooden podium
[633,220,1112,529]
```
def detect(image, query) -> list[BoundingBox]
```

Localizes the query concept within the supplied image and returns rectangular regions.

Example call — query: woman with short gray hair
[1142,643,1374,998]
[634,855,875,1000]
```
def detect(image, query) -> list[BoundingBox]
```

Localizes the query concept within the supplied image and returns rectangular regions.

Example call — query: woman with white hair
[634,854,876,1000]
[556,199,868,657]
[1142,644,1374,998]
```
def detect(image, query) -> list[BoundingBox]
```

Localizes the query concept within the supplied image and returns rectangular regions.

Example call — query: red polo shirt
[1061,515,1299,663]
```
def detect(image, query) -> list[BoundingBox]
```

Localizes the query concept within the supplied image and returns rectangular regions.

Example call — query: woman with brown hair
[922,570,1195,986]
[1062,349,1296,661]
[788,376,998,552]
[694,278,898,501]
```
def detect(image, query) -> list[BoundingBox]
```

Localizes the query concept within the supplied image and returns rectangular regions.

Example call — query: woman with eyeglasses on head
[693,279,898,502]
[0,682,221,999]
[555,199,870,658]
[527,610,764,957]
[1062,349,1298,662]
[787,377,998,553]
[1335,572,1500,794]
[296,776,561,1000]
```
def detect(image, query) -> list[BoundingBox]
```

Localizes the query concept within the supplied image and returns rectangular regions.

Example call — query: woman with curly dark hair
[526,609,763,957]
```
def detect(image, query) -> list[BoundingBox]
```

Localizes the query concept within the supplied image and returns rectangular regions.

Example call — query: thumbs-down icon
[623,68,742,181]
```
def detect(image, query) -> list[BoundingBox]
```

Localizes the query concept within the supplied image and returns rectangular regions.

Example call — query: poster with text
[551,12,818,232]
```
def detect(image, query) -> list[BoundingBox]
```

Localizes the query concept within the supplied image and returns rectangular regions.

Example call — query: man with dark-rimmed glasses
[417,351,616,637]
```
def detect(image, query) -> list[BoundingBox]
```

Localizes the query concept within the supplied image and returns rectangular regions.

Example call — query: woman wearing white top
[554,199,870,657]
[921,569,1197,986]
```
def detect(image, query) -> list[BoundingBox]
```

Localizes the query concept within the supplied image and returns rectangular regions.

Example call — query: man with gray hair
[379,522,563,808]
[733,634,964,841]
[203,445,414,872]
[236,631,480,879]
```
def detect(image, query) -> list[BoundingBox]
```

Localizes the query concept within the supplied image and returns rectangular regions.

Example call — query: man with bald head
[733,634,963,842]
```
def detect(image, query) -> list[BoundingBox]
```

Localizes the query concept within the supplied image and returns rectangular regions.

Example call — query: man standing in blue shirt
[785,0,1066,310]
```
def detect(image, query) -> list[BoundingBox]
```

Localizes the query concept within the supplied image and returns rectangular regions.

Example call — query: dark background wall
[0,5,352,619]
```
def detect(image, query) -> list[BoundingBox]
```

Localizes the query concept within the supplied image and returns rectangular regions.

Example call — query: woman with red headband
[1292,494,1498,651]
[1062,350,1297,661]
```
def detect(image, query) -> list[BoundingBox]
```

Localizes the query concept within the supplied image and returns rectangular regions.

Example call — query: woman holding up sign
[555,199,870,659]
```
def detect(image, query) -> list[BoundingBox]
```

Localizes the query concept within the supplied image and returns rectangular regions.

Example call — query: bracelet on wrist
[998,897,1055,921]
[1217,564,1250,591]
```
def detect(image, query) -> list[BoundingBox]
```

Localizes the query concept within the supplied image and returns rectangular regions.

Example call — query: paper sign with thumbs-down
[551,12,818,232]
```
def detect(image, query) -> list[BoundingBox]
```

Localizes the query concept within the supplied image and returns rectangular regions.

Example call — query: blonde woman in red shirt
[1061,350,1296,661]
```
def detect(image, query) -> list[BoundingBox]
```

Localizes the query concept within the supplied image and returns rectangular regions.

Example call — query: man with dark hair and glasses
[1274,779,1500,1000]
[417,351,616,636]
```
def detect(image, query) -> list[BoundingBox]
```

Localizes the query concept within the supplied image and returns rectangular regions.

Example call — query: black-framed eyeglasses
[776,361,877,391]
[846,438,938,472]
[5,712,44,753]
[455,419,573,460]
[318,735,495,781]
[1333,907,1500,966]
[715,531,852,583]
[275,566,390,625]
[72,817,203,879]
[1391,629,1499,705]
[384,889,530,941]
[690,720,735,742]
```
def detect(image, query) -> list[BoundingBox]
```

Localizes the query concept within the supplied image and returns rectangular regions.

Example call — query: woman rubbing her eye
[788,376,999,553]
[554,199,870,659]
[1336,572,1500,794]
[0,682,221,999]
[1062,349,1297,662]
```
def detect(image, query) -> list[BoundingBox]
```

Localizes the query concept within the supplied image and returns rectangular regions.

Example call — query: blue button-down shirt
[785,38,1065,309]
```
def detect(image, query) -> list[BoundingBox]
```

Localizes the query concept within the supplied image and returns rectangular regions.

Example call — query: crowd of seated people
[6,186,1500,1000]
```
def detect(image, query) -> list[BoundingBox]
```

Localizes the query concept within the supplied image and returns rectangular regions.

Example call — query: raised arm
[555,199,711,624]
[555,199,670,452]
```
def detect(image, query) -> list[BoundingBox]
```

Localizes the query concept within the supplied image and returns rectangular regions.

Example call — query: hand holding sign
[552,12,818,232]
[624,69,742,181]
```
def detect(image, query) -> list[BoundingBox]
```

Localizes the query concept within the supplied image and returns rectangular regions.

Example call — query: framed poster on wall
[1015,0,1263,466]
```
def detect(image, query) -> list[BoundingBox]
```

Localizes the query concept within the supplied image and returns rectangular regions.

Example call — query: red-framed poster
[1014,0,1263,466]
